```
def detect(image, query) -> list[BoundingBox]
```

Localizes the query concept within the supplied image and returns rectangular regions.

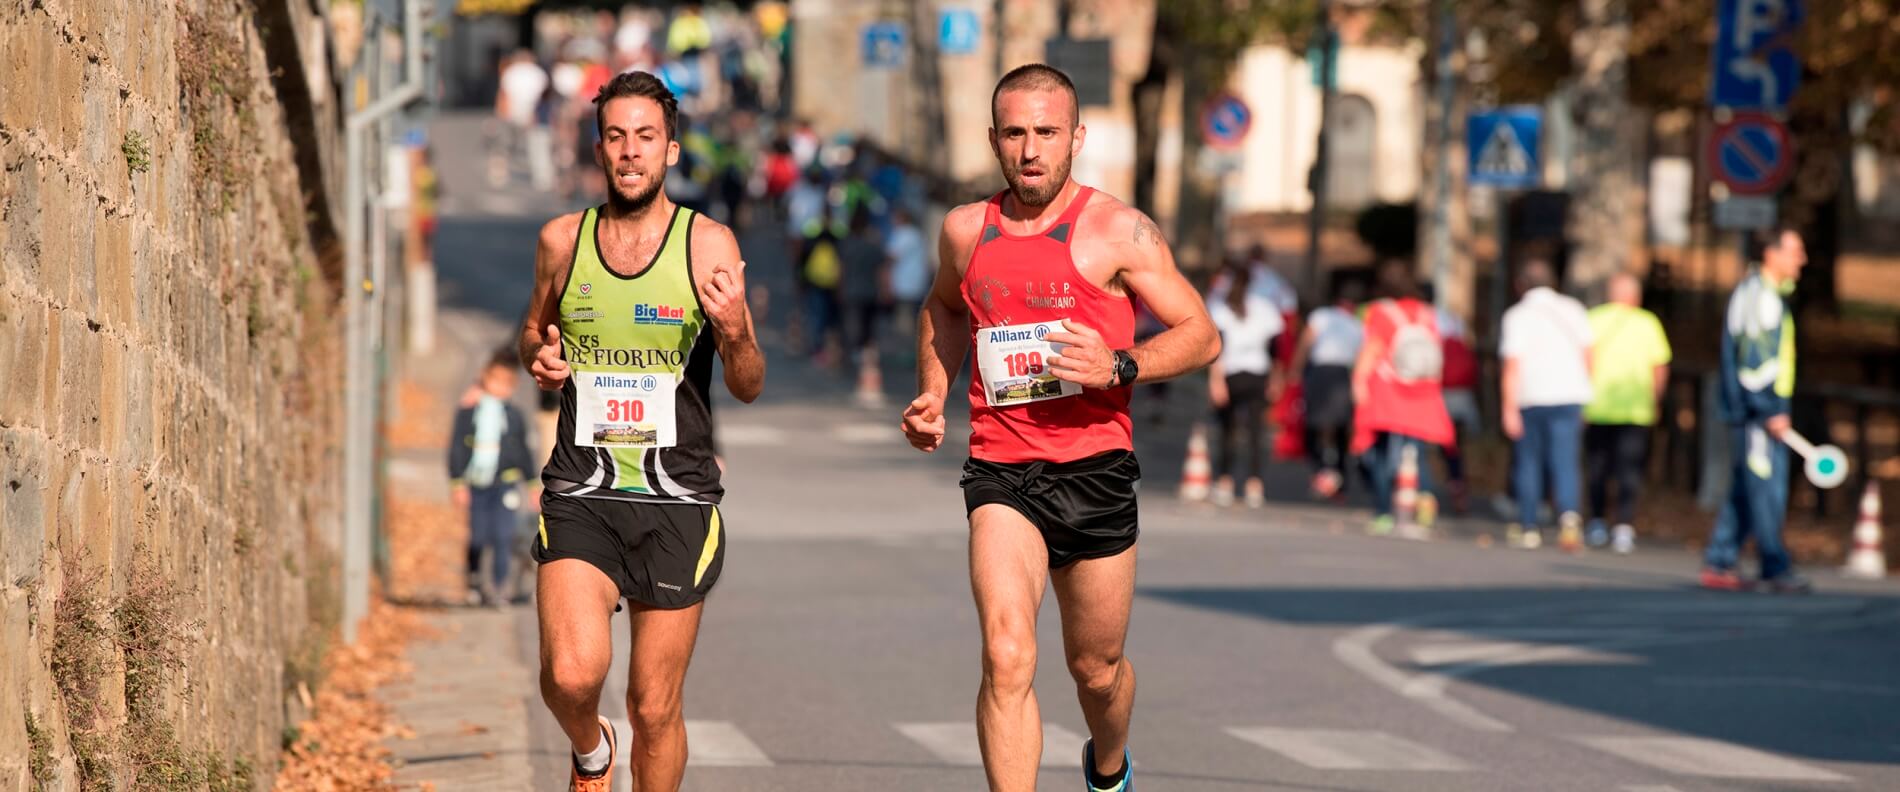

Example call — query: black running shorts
[533,492,726,609]
[959,450,1141,568]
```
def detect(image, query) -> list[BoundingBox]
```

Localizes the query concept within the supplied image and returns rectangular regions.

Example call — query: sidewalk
[376,260,540,791]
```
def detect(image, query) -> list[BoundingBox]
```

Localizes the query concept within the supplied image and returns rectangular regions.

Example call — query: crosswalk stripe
[835,422,901,445]
[1226,727,1471,771]
[686,720,775,767]
[604,718,772,779]
[717,424,788,447]
[1574,736,1848,782]
[895,722,1087,767]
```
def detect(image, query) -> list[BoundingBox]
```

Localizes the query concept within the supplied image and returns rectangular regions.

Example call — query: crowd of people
[1195,228,1815,591]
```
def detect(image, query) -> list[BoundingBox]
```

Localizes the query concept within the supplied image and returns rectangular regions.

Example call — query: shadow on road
[1142,584,1900,766]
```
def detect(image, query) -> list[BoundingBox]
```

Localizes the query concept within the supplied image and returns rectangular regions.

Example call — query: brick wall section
[0,0,344,787]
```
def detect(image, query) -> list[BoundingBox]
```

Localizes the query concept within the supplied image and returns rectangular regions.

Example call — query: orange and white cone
[1843,481,1887,579]
[1394,443,1424,539]
[1179,424,1212,502]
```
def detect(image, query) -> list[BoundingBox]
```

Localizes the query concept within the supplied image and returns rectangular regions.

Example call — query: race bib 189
[574,371,677,448]
[976,321,1082,407]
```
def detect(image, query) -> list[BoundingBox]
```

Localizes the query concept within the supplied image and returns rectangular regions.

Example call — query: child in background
[449,348,534,607]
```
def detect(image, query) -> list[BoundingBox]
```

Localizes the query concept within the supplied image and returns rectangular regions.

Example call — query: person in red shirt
[900,64,1218,792]
[1351,264,1454,534]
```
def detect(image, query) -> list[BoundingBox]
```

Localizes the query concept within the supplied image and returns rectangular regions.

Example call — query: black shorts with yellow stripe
[533,492,726,609]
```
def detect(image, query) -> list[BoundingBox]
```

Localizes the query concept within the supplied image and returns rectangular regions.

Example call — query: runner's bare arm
[904,203,984,452]
[1117,211,1218,381]
[692,220,765,403]
[522,214,582,390]
[1049,208,1217,388]
[916,204,984,399]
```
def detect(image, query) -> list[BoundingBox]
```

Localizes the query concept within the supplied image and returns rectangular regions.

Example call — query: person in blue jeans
[1701,227,1811,593]
[1499,260,1594,551]
[449,348,534,607]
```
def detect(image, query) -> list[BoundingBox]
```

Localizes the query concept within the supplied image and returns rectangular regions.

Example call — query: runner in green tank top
[517,72,764,792]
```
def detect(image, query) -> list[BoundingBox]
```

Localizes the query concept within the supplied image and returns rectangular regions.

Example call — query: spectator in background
[1351,263,1452,534]
[1499,260,1593,552]
[1426,284,1480,514]
[667,3,713,57]
[798,205,845,365]
[1702,227,1811,593]
[492,50,549,188]
[448,349,534,608]
[1206,259,1285,508]
[1584,272,1672,554]
[838,210,890,405]
[1290,278,1363,500]
[788,118,821,172]
[885,206,931,338]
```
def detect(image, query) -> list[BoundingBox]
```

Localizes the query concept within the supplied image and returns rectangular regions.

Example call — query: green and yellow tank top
[542,205,722,504]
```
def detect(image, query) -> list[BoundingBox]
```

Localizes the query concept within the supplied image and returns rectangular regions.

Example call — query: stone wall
[0,0,345,788]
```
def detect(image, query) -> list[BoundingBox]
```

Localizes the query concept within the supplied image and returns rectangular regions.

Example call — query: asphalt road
[417,113,1900,792]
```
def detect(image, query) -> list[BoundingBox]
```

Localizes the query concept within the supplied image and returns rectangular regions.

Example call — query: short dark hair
[595,71,679,140]
[991,63,1078,128]
[1751,223,1802,256]
[487,347,518,371]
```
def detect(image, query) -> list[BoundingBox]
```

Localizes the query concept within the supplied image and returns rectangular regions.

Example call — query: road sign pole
[1305,0,1336,301]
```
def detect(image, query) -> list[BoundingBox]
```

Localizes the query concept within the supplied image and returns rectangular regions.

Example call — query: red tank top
[960,186,1136,464]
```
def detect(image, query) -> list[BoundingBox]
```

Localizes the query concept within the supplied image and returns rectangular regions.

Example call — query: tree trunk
[1565,0,1637,301]
[907,0,950,178]
[1130,10,1175,220]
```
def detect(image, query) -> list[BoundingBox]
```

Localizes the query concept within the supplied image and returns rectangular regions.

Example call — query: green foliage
[26,712,55,788]
[52,553,117,788]
[122,131,152,174]
[1455,0,1900,151]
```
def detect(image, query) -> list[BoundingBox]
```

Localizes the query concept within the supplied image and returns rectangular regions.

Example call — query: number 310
[605,399,645,422]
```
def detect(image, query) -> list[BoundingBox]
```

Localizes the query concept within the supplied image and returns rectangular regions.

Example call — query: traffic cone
[1843,481,1887,579]
[1179,424,1212,502]
[1394,443,1424,539]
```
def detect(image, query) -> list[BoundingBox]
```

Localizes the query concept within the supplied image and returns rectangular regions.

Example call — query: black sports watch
[1110,350,1138,388]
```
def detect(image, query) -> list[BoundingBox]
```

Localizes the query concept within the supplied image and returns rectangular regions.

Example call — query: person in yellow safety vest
[1701,226,1811,594]
[667,4,713,57]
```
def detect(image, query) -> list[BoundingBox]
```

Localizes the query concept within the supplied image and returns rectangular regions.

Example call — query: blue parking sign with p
[1710,0,1805,111]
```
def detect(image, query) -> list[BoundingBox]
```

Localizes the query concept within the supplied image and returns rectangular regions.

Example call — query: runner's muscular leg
[623,600,704,792]
[1052,545,1137,778]
[537,559,621,752]
[970,504,1051,792]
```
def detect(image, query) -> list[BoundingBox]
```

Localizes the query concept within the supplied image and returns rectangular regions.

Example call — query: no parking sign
[1707,111,1793,196]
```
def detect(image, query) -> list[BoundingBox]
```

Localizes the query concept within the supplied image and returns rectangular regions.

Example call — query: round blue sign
[1200,93,1252,150]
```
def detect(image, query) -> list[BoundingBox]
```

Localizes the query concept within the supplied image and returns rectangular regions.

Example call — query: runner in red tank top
[899,64,1219,792]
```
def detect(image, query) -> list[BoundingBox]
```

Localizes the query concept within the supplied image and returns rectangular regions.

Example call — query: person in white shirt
[1499,259,1594,551]
[884,206,931,337]
[1207,262,1286,507]
[1287,278,1363,499]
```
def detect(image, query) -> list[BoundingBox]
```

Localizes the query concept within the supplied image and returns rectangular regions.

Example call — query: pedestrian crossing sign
[1468,108,1542,190]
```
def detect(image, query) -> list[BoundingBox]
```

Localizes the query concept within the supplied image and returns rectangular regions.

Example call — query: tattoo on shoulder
[1133,216,1164,247]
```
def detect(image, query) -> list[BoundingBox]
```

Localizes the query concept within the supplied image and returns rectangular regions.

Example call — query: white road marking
[1226,727,1470,771]
[1332,598,1900,735]
[1575,736,1849,782]
[683,720,774,766]
[717,424,788,447]
[835,422,901,444]
[1408,641,1640,668]
[606,717,770,792]
[895,722,1087,767]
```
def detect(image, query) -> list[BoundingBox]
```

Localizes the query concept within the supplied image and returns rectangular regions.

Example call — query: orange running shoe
[570,716,616,791]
